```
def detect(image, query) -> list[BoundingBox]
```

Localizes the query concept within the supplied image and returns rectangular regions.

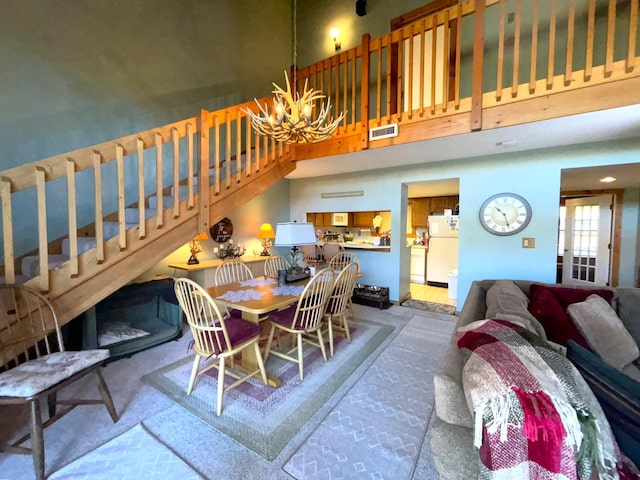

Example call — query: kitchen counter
[342,242,390,251]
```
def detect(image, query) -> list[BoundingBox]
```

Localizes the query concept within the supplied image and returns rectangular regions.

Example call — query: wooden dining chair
[300,244,323,267]
[264,255,289,278]
[323,262,359,357]
[0,284,118,480]
[328,251,360,272]
[263,268,335,381]
[321,242,344,265]
[214,258,253,285]
[174,278,268,416]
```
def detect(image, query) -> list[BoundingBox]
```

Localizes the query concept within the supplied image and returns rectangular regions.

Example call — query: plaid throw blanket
[457,319,621,480]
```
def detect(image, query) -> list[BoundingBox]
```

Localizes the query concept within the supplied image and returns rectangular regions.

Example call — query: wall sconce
[188,232,209,265]
[330,28,341,52]
[257,223,276,256]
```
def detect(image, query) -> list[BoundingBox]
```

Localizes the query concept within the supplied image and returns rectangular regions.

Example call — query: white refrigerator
[426,215,459,286]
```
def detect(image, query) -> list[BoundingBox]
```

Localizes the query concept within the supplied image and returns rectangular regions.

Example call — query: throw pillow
[528,284,614,348]
[528,285,590,348]
[484,280,547,340]
[566,341,640,467]
[567,294,640,370]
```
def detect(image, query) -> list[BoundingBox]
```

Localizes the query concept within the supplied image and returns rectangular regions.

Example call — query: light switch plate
[522,237,535,248]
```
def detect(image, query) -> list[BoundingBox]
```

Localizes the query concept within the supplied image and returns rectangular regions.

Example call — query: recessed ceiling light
[600,176,617,183]
[495,139,517,147]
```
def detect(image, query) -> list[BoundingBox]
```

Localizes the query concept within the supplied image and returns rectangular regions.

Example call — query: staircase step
[103,222,138,239]
[21,254,69,280]
[62,237,97,256]
[124,208,157,223]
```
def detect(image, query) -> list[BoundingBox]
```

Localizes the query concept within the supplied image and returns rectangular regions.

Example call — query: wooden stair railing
[0,104,294,328]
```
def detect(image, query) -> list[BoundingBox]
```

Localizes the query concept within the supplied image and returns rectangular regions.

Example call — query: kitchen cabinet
[429,195,459,214]
[306,212,332,228]
[352,211,375,227]
[411,199,430,228]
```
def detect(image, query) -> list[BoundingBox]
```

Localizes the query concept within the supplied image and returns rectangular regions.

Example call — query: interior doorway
[560,194,613,286]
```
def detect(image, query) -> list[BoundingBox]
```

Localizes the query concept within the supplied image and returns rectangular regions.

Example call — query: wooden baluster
[236,112,242,182]
[65,159,78,277]
[386,36,392,122]
[198,109,210,234]
[1,176,15,284]
[471,0,485,131]
[396,34,403,117]
[408,25,414,119]
[92,151,105,264]
[343,52,348,127]
[225,111,231,189]
[605,0,616,77]
[171,127,180,218]
[529,0,538,94]
[564,0,576,86]
[376,39,382,123]
[511,0,521,98]
[154,132,164,228]
[35,166,49,292]
[351,50,357,129]
[454,3,462,109]
[262,135,268,168]
[116,144,126,250]
[213,114,220,195]
[245,114,252,176]
[496,0,505,101]
[442,9,450,113]
[430,15,438,115]
[584,0,595,82]
[255,129,260,172]
[628,0,638,73]
[548,0,557,88]
[419,19,426,117]
[187,123,194,209]
[335,57,340,124]
[136,138,146,239]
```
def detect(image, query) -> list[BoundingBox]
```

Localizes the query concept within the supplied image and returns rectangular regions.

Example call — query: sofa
[430,279,640,479]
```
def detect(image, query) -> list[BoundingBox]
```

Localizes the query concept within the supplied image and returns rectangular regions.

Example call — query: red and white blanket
[457,319,622,480]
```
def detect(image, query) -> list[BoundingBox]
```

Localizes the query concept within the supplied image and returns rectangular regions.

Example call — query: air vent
[369,123,398,141]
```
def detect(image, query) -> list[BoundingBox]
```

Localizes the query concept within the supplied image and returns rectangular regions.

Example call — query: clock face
[479,193,532,236]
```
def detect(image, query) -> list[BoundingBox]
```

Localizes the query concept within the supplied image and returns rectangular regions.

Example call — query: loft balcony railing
[0,0,638,323]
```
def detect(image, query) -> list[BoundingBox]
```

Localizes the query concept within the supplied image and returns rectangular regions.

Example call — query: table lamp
[274,222,316,282]
[257,223,276,256]
[187,232,209,264]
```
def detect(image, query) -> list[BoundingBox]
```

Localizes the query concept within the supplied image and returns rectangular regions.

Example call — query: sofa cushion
[567,294,640,370]
[528,284,613,348]
[484,280,547,340]
[566,341,640,467]
[434,335,474,429]
[615,288,640,346]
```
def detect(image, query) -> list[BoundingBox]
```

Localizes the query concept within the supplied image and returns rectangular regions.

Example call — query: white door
[561,195,613,286]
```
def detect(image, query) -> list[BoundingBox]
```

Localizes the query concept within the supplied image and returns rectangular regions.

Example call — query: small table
[205,277,307,387]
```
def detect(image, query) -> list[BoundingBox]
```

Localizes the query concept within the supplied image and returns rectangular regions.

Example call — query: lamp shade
[193,232,209,241]
[274,222,317,246]
[257,223,276,239]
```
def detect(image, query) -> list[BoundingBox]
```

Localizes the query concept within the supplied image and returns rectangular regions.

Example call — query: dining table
[205,276,308,387]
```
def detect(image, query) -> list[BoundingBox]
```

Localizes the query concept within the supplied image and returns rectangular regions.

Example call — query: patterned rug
[142,319,394,461]
[50,424,202,479]
[400,299,456,315]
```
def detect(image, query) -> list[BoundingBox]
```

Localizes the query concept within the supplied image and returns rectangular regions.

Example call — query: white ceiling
[286,104,640,197]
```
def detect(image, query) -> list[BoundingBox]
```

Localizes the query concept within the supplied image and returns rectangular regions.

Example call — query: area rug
[50,424,202,479]
[400,299,456,315]
[142,319,394,461]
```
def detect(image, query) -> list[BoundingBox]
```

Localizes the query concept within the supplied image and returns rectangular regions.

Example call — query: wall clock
[209,217,233,243]
[479,193,532,236]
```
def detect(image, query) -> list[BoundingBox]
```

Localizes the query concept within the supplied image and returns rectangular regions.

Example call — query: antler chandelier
[242,0,344,144]
[244,71,344,144]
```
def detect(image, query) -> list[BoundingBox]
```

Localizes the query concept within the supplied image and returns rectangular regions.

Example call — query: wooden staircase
[1,107,295,328]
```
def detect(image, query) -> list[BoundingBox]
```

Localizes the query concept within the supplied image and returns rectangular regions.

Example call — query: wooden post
[360,33,371,149]
[470,0,485,131]
[198,109,210,234]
